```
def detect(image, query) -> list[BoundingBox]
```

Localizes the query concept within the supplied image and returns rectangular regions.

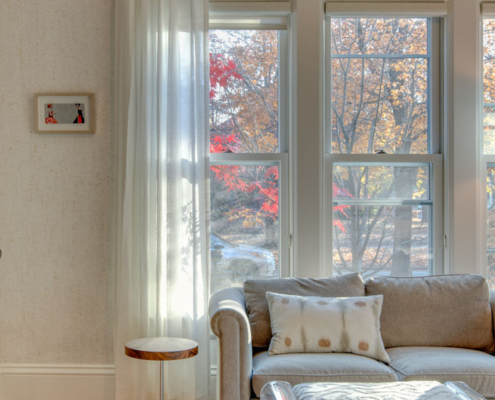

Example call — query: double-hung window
[208,7,290,294]
[482,7,495,288]
[325,5,444,279]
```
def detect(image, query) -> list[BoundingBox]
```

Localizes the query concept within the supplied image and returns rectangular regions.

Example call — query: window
[327,16,443,278]
[487,165,495,288]
[209,21,289,294]
[483,19,495,288]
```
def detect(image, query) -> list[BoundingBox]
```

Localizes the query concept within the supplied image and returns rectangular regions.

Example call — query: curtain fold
[114,0,210,398]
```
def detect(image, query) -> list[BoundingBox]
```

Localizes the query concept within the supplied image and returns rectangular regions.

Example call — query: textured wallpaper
[0,0,114,364]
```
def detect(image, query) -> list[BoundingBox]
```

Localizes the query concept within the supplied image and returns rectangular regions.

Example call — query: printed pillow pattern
[266,292,390,363]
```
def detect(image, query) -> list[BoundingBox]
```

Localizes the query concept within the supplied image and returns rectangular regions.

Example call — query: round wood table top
[125,337,199,361]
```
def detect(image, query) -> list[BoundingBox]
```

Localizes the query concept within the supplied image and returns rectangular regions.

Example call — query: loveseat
[209,273,495,400]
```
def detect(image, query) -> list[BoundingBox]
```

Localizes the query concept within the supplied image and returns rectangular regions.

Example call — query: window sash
[483,18,495,155]
[326,17,441,155]
[209,29,288,154]
[210,154,290,279]
[325,154,443,277]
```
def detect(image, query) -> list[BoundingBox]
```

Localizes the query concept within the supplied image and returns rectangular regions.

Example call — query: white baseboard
[0,364,115,400]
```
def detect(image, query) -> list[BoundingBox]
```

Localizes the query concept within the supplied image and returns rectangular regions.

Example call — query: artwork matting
[35,93,95,133]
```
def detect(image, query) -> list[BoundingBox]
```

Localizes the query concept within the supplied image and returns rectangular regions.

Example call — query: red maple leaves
[209,53,243,100]
[211,164,279,222]
[210,133,239,154]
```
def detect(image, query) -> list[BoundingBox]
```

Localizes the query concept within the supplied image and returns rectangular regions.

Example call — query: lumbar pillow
[266,292,390,363]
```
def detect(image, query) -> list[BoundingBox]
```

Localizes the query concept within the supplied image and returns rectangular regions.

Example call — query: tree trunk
[391,167,413,277]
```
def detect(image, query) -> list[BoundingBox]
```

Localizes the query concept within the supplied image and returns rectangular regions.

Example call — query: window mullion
[331,54,428,59]
[210,153,285,164]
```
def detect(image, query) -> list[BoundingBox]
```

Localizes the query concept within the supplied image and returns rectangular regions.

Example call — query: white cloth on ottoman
[292,381,468,400]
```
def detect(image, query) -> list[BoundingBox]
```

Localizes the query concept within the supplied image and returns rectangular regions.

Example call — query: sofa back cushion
[244,273,365,348]
[365,275,494,351]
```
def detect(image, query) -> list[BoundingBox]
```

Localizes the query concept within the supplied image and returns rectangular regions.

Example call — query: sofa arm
[210,287,253,400]
[490,290,495,336]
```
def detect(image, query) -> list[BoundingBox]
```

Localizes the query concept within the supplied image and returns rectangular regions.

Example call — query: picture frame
[35,93,95,133]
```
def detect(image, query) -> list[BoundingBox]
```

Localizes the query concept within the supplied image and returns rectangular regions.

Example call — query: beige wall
[0,0,114,365]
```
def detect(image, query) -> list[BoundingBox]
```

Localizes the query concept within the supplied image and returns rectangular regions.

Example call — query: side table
[125,337,199,400]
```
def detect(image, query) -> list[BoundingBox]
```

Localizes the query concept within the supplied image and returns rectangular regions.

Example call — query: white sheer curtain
[114,0,210,399]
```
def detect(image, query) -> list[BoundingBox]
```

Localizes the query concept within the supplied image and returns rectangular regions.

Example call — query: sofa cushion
[387,346,495,398]
[266,292,389,363]
[244,273,365,347]
[365,275,494,351]
[252,351,397,397]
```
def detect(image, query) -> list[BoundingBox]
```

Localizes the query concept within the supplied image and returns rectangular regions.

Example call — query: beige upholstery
[491,290,495,337]
[387,347,495,398]
[252,351,397,397]
[210,277,495,400]
[209,287,252,400]
[366,275,495,351]
[244,273,365,347]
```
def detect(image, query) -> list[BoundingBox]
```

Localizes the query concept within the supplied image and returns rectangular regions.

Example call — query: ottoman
[260,381,486,400]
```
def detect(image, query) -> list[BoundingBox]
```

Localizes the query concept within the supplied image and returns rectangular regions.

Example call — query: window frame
[323,14,445,277]
[481,14,495,283]
[208,9,292,380]
[208,17,292,281]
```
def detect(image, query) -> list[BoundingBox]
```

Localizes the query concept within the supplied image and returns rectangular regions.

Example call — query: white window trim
[290,0,326,277]
[448,0,482,275]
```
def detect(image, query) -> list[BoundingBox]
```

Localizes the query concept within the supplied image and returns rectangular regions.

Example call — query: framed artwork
[35,93,95,133]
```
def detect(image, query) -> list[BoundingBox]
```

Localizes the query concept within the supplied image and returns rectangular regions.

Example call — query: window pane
[484,20,495,154]
[210,164,279,294]
[484,107,495,154]
[331,18,428,56]
[209,30,279,154]
[331,56,428,154]
[488,255,495,290]
[484,59,495,105]
[483,20,495,103]
[333,165,430,201]
[333,205,431,278]
[487,166,495,288]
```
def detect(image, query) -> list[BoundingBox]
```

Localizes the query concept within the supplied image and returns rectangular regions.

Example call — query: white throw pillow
[266,292,390,363]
